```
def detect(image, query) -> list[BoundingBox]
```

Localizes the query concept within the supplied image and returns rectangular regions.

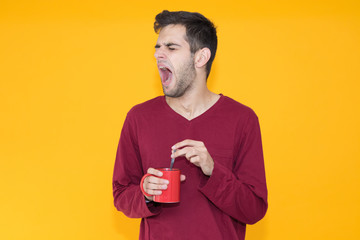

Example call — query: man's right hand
[142,168,169,201]
[142,168,186,201]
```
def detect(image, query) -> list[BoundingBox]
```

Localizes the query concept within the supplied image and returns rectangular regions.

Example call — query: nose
[154,47,166,60]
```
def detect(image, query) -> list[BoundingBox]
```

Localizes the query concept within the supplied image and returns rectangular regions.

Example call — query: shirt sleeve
[198,110,268,224]
[112,111,162,218]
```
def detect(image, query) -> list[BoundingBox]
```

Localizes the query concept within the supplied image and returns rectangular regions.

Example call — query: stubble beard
[163,58,196,98]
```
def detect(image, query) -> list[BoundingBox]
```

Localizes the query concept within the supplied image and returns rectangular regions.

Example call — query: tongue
[161,69,172,85]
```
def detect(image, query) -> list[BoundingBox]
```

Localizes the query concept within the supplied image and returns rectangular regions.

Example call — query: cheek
[168,58,179,72]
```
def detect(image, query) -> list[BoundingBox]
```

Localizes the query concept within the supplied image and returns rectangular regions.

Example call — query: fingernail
[171,145,176,149]
[164,180,169,184]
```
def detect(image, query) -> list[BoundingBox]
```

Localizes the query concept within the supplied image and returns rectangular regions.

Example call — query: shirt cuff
[198,161,232,197]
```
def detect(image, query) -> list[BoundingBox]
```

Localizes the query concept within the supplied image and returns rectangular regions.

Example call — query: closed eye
[154,43,180,51]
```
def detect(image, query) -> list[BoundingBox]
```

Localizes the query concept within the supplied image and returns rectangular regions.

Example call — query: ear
[194,48,211,68]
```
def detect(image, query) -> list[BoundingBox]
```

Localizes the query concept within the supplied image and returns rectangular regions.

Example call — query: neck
[165,86,220,120]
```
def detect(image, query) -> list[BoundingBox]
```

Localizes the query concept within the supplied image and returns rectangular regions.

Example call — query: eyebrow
[155,43,181,48]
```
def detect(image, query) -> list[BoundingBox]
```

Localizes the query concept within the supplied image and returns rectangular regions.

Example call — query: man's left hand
[171,139,214,176]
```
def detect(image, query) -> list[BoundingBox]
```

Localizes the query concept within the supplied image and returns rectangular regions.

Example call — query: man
[113,10,268,240]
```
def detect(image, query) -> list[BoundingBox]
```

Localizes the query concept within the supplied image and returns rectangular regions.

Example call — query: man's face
[155,24,196,98]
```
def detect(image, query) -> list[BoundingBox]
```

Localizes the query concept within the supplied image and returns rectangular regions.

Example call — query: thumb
[180,174,186,182]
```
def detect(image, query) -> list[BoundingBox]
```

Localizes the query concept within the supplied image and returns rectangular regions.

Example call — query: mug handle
[140,173,153,197]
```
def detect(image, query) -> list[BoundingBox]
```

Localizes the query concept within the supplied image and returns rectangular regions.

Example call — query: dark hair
[154,10,217,79]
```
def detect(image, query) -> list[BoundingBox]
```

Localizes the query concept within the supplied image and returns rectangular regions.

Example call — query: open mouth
[158,66,173,87]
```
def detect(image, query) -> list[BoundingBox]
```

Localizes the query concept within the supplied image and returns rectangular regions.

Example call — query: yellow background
[1,0,359,239]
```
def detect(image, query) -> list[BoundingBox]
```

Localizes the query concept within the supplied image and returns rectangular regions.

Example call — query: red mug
[140,168,180,203]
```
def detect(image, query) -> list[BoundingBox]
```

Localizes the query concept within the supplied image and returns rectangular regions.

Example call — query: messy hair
[154,10,218,79]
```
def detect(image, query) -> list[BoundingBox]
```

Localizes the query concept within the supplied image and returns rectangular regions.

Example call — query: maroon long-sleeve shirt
[113,95,268,239]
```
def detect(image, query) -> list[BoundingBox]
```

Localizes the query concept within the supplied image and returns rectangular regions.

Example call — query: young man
[113,10,268,240]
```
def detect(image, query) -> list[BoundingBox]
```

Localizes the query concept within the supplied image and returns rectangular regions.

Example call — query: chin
[164,91,185,98]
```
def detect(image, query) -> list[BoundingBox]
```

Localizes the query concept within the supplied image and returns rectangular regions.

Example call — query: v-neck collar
[161,94,224,123]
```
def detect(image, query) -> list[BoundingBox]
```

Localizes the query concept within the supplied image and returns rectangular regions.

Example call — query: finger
[147,168,163,177]
[180,174,186,181]
[171,147,194,158]
[185,149,200,160]
[146,175,169,185]
[146,182,168,190]
[145,195,154,201]
[181,148,200,161]
[172,139,203,150]
[189,156,201,166]
[172,139,198,149]
[145,189,163,196]
[143,181,163,196]
[143,180,165,196]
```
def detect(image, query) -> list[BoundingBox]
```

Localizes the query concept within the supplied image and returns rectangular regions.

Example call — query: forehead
[156,24,189,46]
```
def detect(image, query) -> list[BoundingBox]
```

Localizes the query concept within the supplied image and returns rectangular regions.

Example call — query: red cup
[140,168,180,203]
